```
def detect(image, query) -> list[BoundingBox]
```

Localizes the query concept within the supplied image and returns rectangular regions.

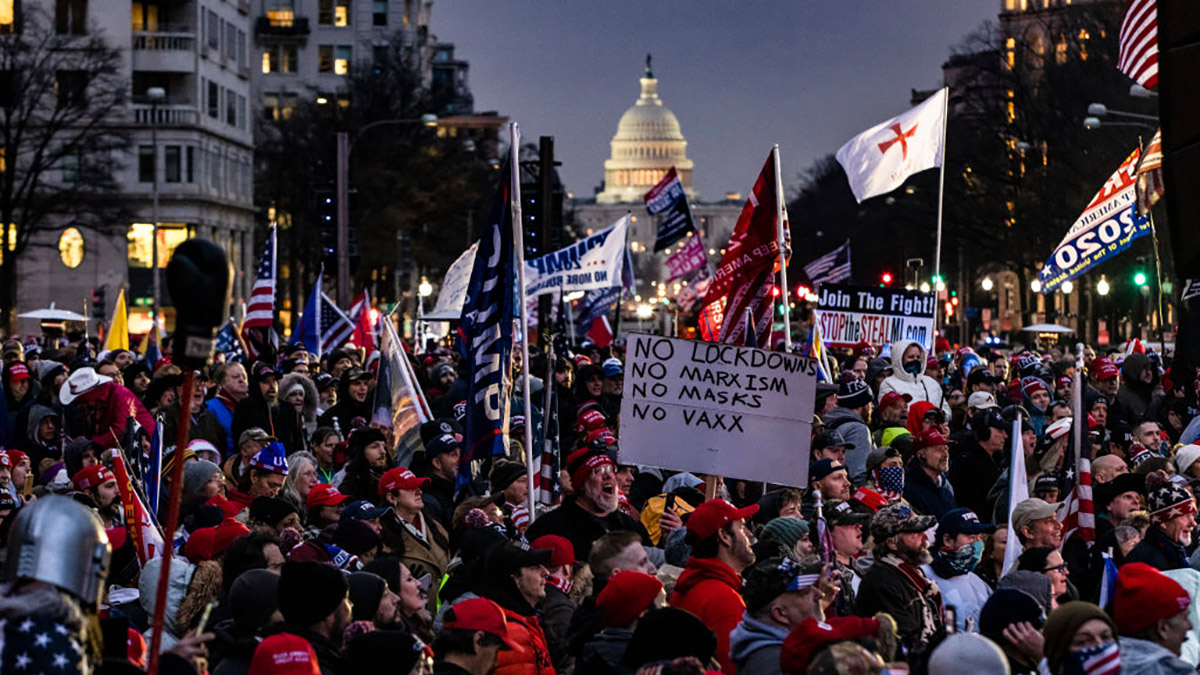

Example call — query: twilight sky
[434,1,997,200]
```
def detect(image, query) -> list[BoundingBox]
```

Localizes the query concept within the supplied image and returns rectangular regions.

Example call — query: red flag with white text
[112,449,166,566]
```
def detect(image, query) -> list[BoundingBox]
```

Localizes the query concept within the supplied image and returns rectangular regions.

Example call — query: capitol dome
[596,56,696,204]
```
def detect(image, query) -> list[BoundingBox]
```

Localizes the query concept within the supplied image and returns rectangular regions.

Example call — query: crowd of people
[0,329,1197,675]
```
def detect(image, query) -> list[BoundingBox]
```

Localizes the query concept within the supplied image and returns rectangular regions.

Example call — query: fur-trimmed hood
[279,373,318,420]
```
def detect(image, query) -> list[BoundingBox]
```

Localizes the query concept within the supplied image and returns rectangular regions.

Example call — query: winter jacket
[492,607,557,675]
[821,406,875,487]
[729,612,789,675]
[273,624,346,675]
[279,372,319,439]
[541,583,576,674]
[1162,569,1200,668]
[381,511,451,589]
[948,440,1003,521]
[576,628,633,675]
[920,563,991,633]
[22,404,61,469]
[670,556,746,674]
[1111,353,1158,430]
[854,554,944,660]
[1119,636,1195,675]
[902,459,957,518]
[205,394,238,456]
[67,381,155,449]
[316,378,373,432]
[525,496,651,562]
[1125,525,1189,572]
[231,370,285,451]
[420,473,457,532]
[161,398,228,456]
[878,339,947,413]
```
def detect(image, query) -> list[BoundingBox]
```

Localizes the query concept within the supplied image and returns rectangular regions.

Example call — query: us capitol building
[572,57,743,298]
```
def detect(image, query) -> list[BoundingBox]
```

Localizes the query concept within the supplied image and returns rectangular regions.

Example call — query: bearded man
[525,447,650,562]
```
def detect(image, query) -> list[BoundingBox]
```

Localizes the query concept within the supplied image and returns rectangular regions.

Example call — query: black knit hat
[229,569,280,632]
[278,561,348,627]
[347,572,387,622]
[489,459,527,493]
[345,630,423,674]
[249,496,296,529]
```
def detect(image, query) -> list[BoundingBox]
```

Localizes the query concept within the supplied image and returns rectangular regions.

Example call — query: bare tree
[0,5,129,330]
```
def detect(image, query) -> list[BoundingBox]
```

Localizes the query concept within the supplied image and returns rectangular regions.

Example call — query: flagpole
[932,87,949,340]
[509,122,538,520]
[773,145,793,351]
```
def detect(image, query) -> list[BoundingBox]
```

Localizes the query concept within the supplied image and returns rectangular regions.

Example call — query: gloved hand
[166,239,231,370]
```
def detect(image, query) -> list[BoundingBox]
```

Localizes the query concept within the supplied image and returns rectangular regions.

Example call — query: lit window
[334,46,351,75]
[59,227,84,268]
[127,223,188,268]
[0,0,12,33]
[319,0,351,26]
[262,50,272,74]
[266,9,294,27]
[1005,37,1016,69]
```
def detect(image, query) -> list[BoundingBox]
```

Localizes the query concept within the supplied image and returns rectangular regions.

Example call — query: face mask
[876,466,904,497]
[904,361,923,376]
[1063,641,1119,675]
[940,540,983,575]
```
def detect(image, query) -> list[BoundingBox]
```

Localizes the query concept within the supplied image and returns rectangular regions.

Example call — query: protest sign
[619,333,818,486]
[525,215,628,296]
[813,283,935,353]
[644,167,695,251]
[424,241,478,320]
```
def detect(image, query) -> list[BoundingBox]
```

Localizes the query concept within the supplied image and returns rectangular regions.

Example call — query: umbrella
[1021,323,1074,334]
[18,303,89,322]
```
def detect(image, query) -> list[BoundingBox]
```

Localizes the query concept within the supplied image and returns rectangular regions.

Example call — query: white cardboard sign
[618,333,818,486]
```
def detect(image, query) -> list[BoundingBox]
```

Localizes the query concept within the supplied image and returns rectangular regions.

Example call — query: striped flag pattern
[318,293,354,355]
[803,240,852,288]
[1118,0,1158,90]
[241,225,278,361]
[1060,448,1096,546]
[1136,128,1165,216]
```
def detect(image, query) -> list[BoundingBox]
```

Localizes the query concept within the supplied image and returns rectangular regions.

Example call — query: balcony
[255,16,310,36]
[132,28,196,73]
[132,103,199,126]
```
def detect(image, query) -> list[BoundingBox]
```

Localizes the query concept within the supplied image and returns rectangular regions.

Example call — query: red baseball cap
[213,518,251,557]
[5,449,28,468]
[911,429,954,452]
[851,487,889,513]
[250,632,321,675]
[443,597,519,650]
[1093,360,1119,381]
[72,465,115,491]
[781,616,881,673]
[379,468,430,496]
[530,535,575,568]
[307,483,351,509]
[7,362,29,383]
[184,527,216,563]
[686,499,759,540]
[596,570,663,628]
[878,391,912,409]
[575,408,608,434]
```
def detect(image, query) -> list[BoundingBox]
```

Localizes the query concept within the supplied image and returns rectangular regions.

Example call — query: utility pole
[538,136,555,350]
[336,132,350,308]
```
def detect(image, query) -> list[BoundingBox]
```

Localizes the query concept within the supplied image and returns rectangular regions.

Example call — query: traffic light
[91,286,107,318]
[1134,270,1148,287]
[770,285,781,299]
[795,284,810,299]
[881,271,894,285]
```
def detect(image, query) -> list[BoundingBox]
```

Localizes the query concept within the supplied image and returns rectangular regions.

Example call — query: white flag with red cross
[836,87,948,203]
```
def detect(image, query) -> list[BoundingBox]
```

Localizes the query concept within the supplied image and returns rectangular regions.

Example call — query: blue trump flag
[460,170,515,469]
[295,269,324,355]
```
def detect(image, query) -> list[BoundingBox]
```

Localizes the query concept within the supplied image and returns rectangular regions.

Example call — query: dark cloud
[434,2,995,199]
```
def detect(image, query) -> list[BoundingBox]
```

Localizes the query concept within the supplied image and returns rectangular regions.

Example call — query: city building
[574,58,742,302]
[14,0,257,336]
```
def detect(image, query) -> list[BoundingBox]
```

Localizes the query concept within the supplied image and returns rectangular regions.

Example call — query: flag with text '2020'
[460,170,515,465]
[1038,149,1150,293]
[836,88,947,203]
[703,152,780,348]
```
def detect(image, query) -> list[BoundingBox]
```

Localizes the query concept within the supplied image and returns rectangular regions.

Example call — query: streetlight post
[147,86,166,324]
[417,275,432,354]
[334,114,437,306]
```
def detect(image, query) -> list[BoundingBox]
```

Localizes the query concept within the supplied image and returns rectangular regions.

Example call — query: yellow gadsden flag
[103,289,130,351]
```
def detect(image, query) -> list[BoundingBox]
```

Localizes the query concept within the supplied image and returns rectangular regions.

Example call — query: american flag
[1059,432,1096,545]
[348,289,376,354]
[242,225,278,361]
[1136,128,1164,217]
[803,240,852,288]
[215,320,247,362]
[1118,0,1158,90]
[318,292,354,354]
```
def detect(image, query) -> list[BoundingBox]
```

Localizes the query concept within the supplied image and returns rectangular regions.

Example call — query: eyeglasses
[1043,563,1069,573]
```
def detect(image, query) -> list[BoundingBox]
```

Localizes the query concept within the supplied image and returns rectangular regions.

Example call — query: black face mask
[904,361,922,376]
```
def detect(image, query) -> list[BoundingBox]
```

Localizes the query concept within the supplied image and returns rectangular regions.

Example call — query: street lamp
[416,275,433,354]
[981,277,994,291]
[1084,102,1158,132]
[336,114,439,306]
[1030,279,1042,293]
[1097,276,1110,296]
[1061,280,1074,294]
[147,86,166,323]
